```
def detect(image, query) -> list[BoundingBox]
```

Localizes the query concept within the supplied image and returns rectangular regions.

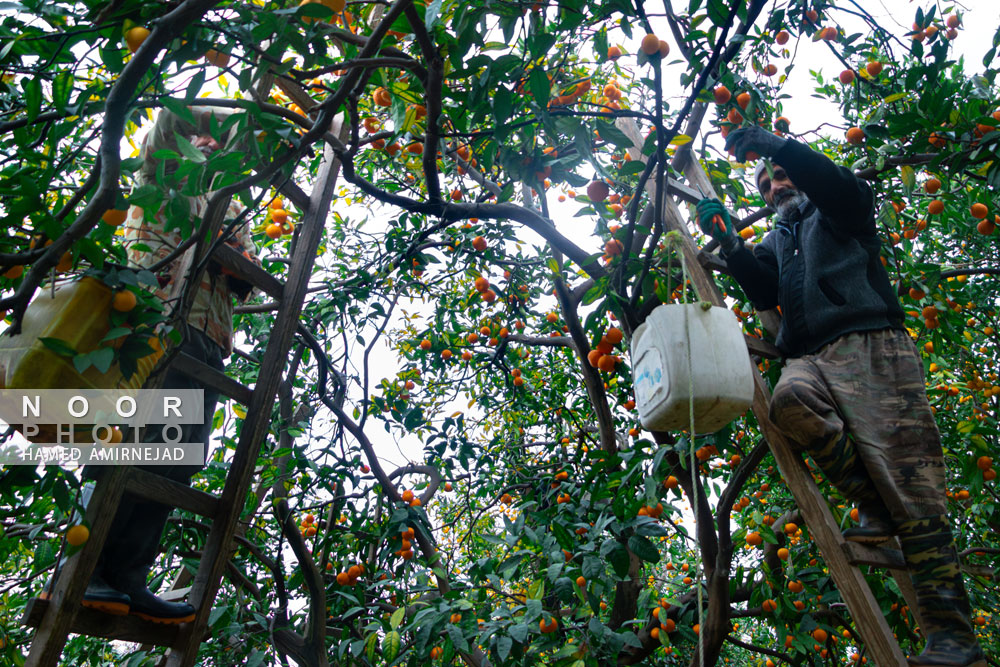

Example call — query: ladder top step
[213,243,284,300]
[22,597,181,646]
[841,541,906,569]
[172,352,254,405]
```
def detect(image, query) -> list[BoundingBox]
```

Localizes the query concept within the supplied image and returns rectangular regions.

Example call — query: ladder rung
[665,178,702,205]
[22,598,180,646]
[697,249,729,274]
[272,178,311,213]
[172,352,254,405]
[126,468,220,519]
[213,243,284,300]
[744,334,780,359]
[841,541,906,568]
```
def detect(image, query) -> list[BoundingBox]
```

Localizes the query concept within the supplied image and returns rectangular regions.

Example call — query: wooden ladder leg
[751,378,908,666]
[25,466,132,667]
[162,143,343,667]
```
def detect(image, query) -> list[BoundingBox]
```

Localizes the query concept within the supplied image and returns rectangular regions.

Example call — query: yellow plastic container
[0,277,162,392]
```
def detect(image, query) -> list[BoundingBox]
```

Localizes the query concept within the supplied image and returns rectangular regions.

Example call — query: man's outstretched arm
[696,198,779,310]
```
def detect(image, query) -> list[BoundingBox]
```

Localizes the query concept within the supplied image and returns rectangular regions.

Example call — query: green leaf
[497,635,513,660]
[24,77,41,122]
[390,606,405,629]
[494,87,513,125]
[424,0,443,30]
[595,121,635,150]
[38,337,77,358]
[90,346,114,374]
[383,630,401,663]
[365,633,378,663]
[627,535,660,563]
[707,0,728,27]
[529,67,550,108]
[595,28,609,60]
[51,71,73,112]
[900,164,915,191]
[175,134,207,164]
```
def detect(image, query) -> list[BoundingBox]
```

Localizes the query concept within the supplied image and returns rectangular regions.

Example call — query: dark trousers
[82,326,223,578]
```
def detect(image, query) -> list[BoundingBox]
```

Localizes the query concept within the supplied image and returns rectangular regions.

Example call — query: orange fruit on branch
[586,180,609,202]
[102,209,128,226]
[713,85,731,105]
[125,26,150,54]
[112,290,137,312]
[66,524,89,547]
[640,33,661,56]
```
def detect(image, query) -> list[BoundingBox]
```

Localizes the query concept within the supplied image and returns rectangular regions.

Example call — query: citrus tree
[0,0,998,665]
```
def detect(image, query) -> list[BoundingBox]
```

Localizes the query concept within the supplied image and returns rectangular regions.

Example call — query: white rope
[679,246,705,667]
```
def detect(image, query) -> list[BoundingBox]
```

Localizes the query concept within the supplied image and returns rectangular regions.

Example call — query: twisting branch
[404,3,444,204]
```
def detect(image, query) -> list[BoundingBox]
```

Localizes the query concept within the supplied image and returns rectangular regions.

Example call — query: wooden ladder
[22,100,347,667]
[617,110,913,665]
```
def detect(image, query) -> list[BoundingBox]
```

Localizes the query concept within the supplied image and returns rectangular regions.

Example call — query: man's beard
[773,190,807,217]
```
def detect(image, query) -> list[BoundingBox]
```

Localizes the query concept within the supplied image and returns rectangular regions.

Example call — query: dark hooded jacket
[721,139,904,357]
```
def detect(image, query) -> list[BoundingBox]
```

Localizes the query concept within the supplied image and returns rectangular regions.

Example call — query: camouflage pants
[769,328,947,521]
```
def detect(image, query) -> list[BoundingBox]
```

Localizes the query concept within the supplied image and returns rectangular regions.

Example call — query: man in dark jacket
[696,126,985,667]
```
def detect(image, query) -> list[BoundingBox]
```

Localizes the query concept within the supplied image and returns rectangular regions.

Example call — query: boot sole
[82,599,131,616]
[131,610,195,625]
[40,591,131,616]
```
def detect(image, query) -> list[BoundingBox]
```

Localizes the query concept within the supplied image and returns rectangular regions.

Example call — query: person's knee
[769,379,815,431]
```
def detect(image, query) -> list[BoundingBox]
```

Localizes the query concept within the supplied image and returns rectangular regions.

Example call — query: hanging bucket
[0,277,164,442]
[630,303,754,434]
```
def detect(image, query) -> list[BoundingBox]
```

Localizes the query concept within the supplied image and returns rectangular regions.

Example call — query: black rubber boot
[898,516,986,667]
[843,499,894,544]
[106,565,195,624]
[100,498,195,625]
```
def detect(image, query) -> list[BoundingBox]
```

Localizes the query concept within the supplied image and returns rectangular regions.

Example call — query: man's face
[757,165,799,210]
[192,134,222,156]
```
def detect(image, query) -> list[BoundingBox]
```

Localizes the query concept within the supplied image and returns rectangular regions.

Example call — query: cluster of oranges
[400,489,421,507]
[473,274,496,303]
[392,525,417,561]
[264,197,294,239]
[586,326,624,373]
[333,563,363,586]
[299,513,318,537]
[637,502,665,518]
[648,599,676,640]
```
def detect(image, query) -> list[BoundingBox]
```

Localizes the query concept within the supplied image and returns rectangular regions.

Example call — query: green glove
[696,198,733,238]
[696,198,741,254]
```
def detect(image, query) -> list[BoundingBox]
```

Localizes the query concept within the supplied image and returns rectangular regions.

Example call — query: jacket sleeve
[721,238,779,311]
[771,139,875,236]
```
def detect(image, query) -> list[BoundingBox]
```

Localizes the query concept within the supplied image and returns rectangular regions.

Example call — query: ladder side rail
[748,376,909,666]
[25,465,132,667]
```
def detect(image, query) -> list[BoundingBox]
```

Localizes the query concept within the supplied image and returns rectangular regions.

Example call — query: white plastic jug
[630,303,754,434]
